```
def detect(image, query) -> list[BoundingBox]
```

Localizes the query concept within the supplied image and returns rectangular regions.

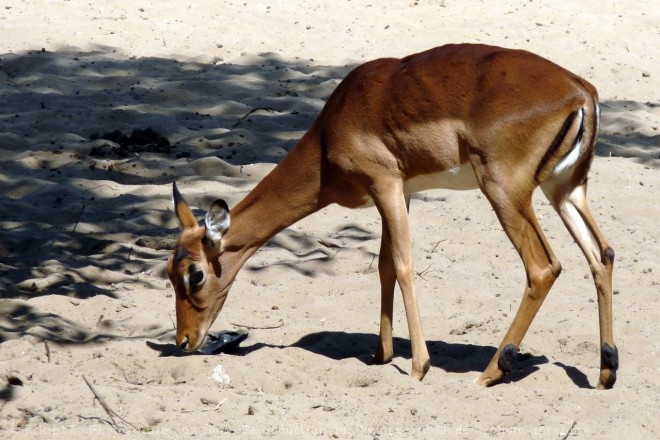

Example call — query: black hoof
[599,343,619,389]
[497,343,518,373]
[601,343,619,371]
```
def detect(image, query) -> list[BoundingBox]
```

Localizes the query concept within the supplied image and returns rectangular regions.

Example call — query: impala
[168,44,617,388]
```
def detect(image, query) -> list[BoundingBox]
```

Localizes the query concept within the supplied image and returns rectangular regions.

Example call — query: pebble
[200,397,218,406]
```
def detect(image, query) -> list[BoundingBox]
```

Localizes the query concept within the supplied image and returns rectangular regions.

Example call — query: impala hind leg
[476,189,562,386]
[546,183,617,389]
[371,182,430,380]
[374,195,411,365]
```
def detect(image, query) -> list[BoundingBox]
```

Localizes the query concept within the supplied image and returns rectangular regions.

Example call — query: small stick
[429,239,447,254]
[44,341,51,363]
[365,254,376,274]
[233,107,275,128]
[317,239,341,249]
[561,421,577,440]
[206,398,228,412]
[82,375,138,433]
[71,195,87,234]
[231,320,284,330]
[258,388,275,415]
[181,397,228,413]
[416,263,434,280]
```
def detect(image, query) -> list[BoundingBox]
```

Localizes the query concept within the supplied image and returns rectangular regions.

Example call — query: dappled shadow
[245,225,376,277]
[0,46,353,304]
[598,100,660,166]
[0,300,116,344]
[0,299,174,344]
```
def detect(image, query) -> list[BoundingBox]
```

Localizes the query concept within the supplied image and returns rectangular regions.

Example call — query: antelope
[168,43,617,389]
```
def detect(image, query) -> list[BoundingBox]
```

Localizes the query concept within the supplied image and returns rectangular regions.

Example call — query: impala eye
[188,265,205,288]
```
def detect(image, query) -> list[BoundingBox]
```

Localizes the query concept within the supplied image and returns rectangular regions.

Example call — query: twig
[181,398,228,413]
[231,320,284,330]
[258,388,275,415]
[317,239,341,249]
[233,107,275,128]
[71,194,87,234]
[82,375,139,433]
[365,254,376,274]
[111,360,147,386]
[44,341,51,363]
[78,415,111,424]
[206,398,228,412]
[561,421,577,440]
[416,263,434,280]
[429,239,447,254]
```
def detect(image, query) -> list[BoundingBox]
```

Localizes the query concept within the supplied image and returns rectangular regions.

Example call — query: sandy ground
[1,1,659,439]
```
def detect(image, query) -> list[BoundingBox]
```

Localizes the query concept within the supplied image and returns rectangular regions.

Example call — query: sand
[0,1,659,439]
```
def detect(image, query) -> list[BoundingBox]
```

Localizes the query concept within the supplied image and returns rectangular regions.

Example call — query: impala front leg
[375,223,396,365]
[375,195,411,365]
[372,182,430,380]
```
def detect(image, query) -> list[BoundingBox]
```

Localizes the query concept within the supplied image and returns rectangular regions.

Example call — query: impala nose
[178,336,189,351]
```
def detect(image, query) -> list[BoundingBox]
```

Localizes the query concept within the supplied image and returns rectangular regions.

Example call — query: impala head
[168,182,232,352]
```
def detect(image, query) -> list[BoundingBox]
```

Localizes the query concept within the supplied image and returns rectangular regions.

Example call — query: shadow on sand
[145,329,598,387]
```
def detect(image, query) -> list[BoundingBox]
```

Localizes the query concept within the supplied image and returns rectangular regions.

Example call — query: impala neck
[220,127,327,272]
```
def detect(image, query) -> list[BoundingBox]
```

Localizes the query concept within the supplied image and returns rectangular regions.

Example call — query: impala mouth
[177,335,190,351]
[187,330,212,353]
[177,334,204,352]
[189,336,206,352]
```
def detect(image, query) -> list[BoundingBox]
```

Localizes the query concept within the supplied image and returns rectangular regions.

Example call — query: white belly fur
[404,163,480,193]
[355,164,479,208]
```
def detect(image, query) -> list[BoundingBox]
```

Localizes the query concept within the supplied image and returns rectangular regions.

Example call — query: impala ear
[205,199,230,248]
[173,182,198,230]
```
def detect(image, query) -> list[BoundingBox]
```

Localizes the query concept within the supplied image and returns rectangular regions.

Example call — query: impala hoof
[474,370,504,387]
[373,348,393,365]
[475,344,518,386]
[497,343,518,373]
[411,358,431,381]
[596,343,618,389]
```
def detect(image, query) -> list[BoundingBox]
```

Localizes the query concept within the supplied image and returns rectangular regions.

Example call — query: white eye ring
[185,265,206,292]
